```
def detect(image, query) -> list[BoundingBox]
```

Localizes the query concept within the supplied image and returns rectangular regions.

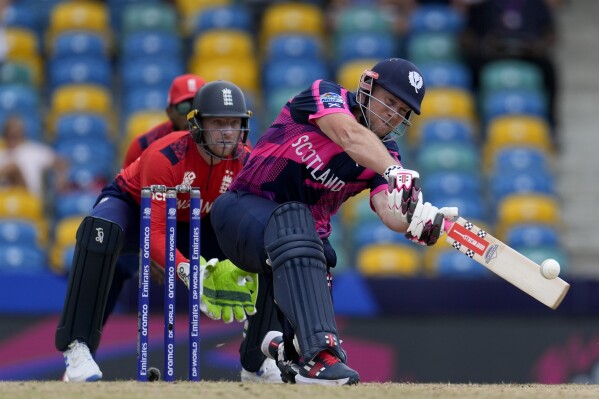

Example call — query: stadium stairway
[557,0,599,276]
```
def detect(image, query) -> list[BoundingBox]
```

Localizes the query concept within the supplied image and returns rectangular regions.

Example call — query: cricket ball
[540,258,560,280]
[148,367,161,382]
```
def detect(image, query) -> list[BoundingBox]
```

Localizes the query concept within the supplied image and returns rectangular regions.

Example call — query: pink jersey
[230,79,401,238]
[116,130,250,266]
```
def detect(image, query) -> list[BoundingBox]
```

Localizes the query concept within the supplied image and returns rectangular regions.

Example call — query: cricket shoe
[296,350,360,386]
[63,340,102,382]
[240,357,284,383]
[260,331,299,383]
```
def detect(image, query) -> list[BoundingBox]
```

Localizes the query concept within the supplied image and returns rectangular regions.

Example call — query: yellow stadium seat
[4,55,43,87]
[50,215,83,273]
[47,1,109,36]
[122,111,169,159]
[420,88,476,121]
[49,84,112,121]
[336,59,379,91]
[191,29,255,60]
[190,57,259,94]
[175,0,231,35]
[260,2,325,47]
[0,188,44,221]
[357,243,421,276]
[483,115,553,166]
[5,27,38,59]
[496,194,561,239]
[340,190,370,226]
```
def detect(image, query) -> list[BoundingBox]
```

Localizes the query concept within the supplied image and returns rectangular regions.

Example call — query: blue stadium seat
[490,170,556,202]
[52,31,108,58]
[121,31,182,59]
[54,113,110,142]
[435,250,489,278]
[409,4,465,33]
[54,190,98,220]
[265,34,324,62]
[335,32,395,65]
[0,84,39,113]
[419,61,472,90]
[192,5,253,34]
[55,138,116,186]
[121,57,184,90]
[482,90,548,124]
[3,4,40,32]
[263,58,328,95]
[505,224,560,248]
[48,56,111,91]
[418,118,476,146]
[0,220,40,246]
[428,193,487,221]
[0,244,47,274]
[491,147,552,174]
[353,220,410,250]
[123,86,169,119]
[421,171,482,198]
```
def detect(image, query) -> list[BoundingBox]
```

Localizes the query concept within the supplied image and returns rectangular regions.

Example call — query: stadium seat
[50,31,109,58]
[353,220,409,250]
[0,219,42,247]
[122,111,168,155]
[123,86,169,119]
[191,29,255,61]
[50,215,83,273]
[427,193,487,221]
[419,88,476,121]
[0,62,36,87]
[121,31,183,59]
[192,5,253,35]
[3,3,40,33]
[265,87,301,125]
[191,57,259,94]
[53,113,111,142]
[4,27,39,59]
[49,85,112,126]
[0,84,39,113]
[357,243,421,277]
[174,0,232,35]
[421,171,482,198]
[121,57,184,90]
[482,90,548,124]
[480,60,544,95]
[515,245,568,273]
[336,59,379,91]
[489,147,553,174]
[260,2,325,46]
[409,4,465,33]
[416,117,477,147]
[435,250,490,278]
[334,32,396,66]
[264,34,324,62]
[484,115,553,159]
[54,190,98,220]
[263,58,328,96]
[419,61,472,90]
[405,32,460,65]
[496,194,561,238]
[48,56,112,91]
[55,138,116,186]
[504,224,560,248]
[121,3,178,36]
[490,170,556,203]
[334,6,391,36]
[0,244,47,274]
[416,142,480,175]
[0,188,44,221]
[47,1,110,37]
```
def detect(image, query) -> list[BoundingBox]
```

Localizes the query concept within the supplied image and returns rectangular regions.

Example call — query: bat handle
[443,219,454,233]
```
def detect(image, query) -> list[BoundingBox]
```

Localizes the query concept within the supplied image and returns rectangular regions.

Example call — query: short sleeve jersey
[116,130,250,266]
[230,79,401,238]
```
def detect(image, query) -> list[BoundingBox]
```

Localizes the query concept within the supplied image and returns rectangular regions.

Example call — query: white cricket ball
[540,258,561,279]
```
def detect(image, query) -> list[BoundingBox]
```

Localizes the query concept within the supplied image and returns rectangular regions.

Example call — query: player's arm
[371,189,410,232]
[315,112,399,175]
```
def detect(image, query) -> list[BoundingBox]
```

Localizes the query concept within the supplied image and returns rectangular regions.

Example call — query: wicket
[137,185,201,382]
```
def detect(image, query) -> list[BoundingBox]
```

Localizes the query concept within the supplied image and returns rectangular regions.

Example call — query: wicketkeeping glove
[177,257,258,323]
[384,165,423,224]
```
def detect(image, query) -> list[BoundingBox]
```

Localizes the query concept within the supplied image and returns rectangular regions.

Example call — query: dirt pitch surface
[0,382,598,399]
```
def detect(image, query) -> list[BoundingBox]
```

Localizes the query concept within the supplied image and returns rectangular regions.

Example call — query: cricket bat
[444,217,570,309]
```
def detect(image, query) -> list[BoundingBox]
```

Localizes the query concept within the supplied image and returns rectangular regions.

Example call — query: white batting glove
[406,202,459,246]
[384,165,423,224]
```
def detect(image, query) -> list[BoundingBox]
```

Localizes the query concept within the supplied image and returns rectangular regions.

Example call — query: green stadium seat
[121,3,179,36]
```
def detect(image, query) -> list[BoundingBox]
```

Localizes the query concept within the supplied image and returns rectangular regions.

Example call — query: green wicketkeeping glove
[177,257,258,323]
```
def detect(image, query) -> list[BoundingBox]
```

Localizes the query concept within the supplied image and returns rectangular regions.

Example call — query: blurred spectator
[0,116,69,196]
[460,0,558,129]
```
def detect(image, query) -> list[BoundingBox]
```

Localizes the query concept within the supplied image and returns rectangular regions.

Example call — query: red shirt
[122,120,175,168]
[116,130,250,267]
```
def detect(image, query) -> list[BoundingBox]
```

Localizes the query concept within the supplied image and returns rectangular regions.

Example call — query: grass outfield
[0,382,597,399]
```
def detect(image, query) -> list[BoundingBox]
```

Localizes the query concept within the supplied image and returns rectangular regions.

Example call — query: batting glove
[384,165,423,224]
[405,203,459,246]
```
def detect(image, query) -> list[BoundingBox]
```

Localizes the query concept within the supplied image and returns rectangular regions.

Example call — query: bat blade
[444,217,570,309]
